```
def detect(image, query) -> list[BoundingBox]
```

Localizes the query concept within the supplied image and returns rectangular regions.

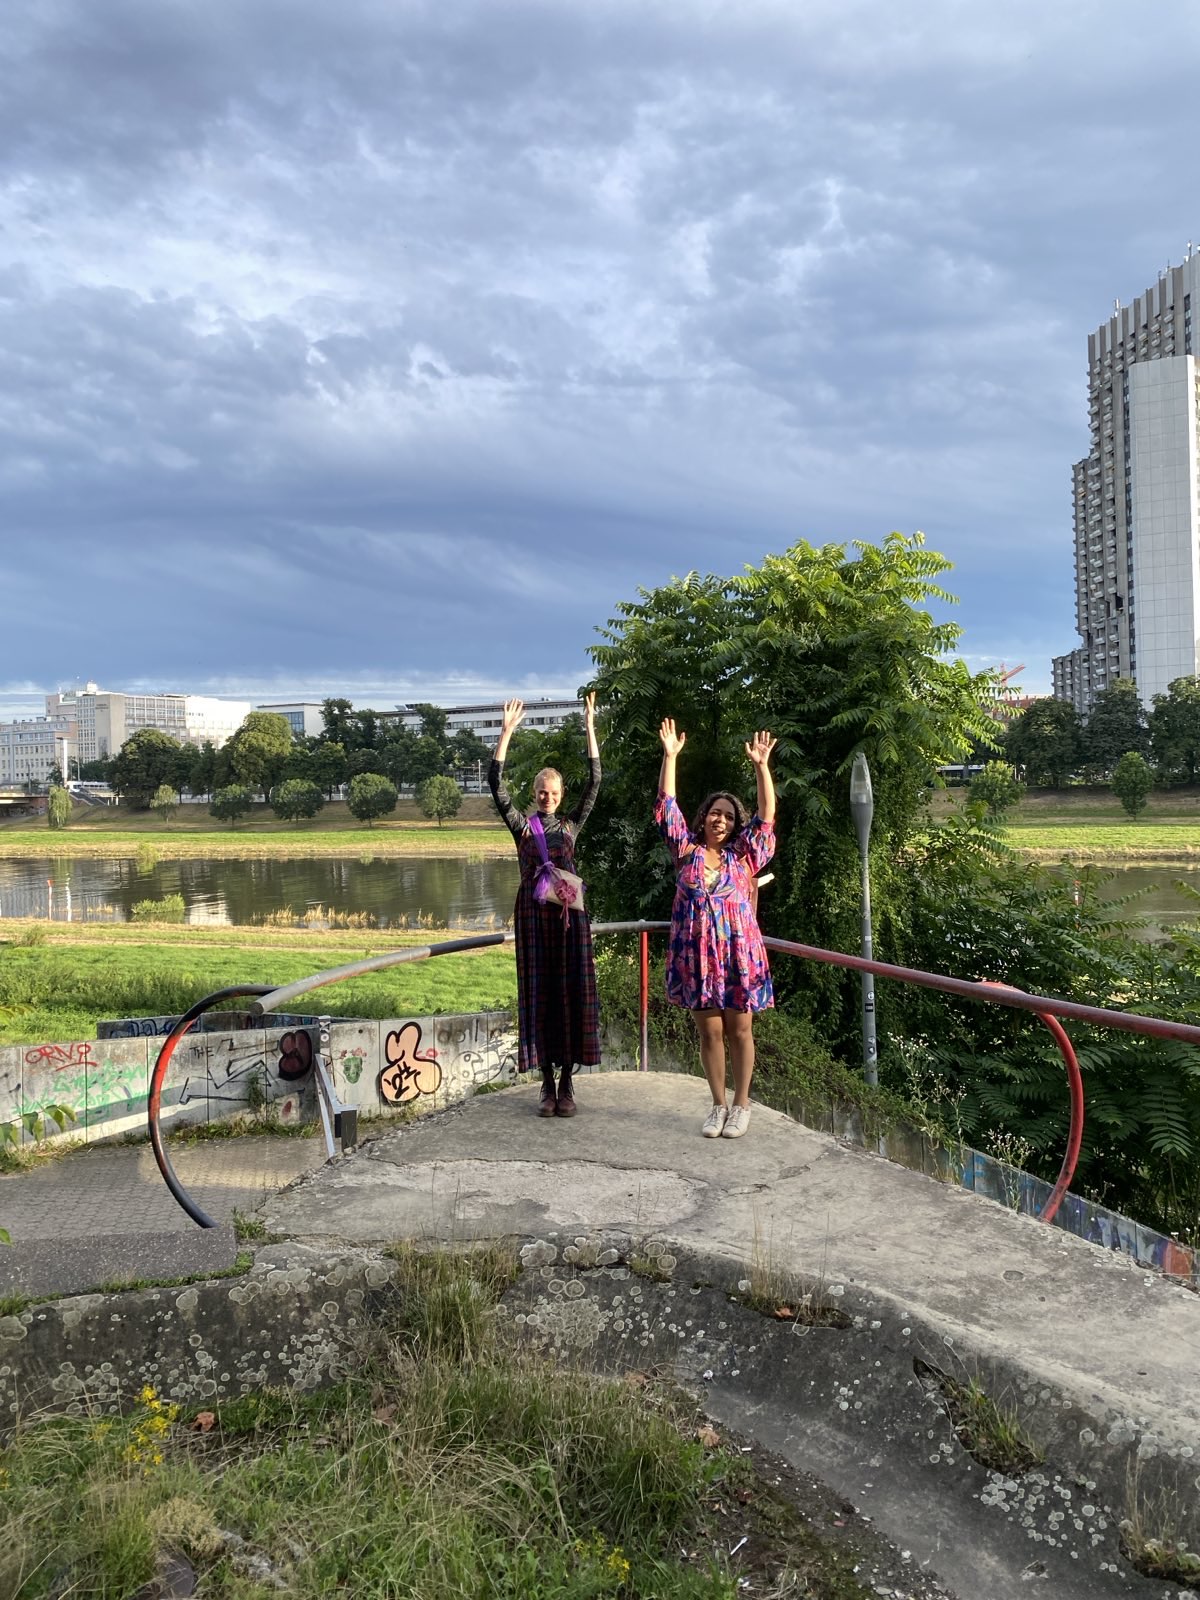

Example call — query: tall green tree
[449,727,492,770]
[47,786,71,829]
[347,772,398,826]
[1150,676,1200,786]
[407,735,450,785]
[110,729,185,809]
[1081,678,1148,780]
[210,784,254,828]
[1002,698,1083,787]
[586,533,997,1037]
[409,702,449,742]
[225,712,295,797]
[271,778,325,823]
[308,741,348,799]
[321,697,355,746]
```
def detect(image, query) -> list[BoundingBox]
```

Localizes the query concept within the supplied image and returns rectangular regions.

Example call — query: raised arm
[570,692,602,829]
[745,730,777,826]
[488,699,527,839]
[494,698,524,763]
[657,717,686,797]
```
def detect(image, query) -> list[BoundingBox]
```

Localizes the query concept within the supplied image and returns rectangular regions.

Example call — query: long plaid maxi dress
[489,757,602,1076]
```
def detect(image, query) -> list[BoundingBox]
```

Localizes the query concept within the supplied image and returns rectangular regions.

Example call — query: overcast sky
[3,0,1198,719]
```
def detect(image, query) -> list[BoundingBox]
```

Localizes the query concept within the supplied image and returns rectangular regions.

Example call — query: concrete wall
[0,1011,519,1145]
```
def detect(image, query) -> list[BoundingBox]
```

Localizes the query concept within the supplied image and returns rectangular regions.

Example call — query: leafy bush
[1112,751,1153,819]
[131,894,186,923]
[968,760,1025,818]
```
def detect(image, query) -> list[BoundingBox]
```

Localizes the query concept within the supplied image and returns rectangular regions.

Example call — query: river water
[0,855,521,929]
[0,857,1197,935]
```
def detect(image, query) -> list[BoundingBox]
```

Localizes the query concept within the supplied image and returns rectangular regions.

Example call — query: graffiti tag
[379,1023,441,1106]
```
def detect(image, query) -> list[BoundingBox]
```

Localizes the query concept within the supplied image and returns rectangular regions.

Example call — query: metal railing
[148,921,1200,1230]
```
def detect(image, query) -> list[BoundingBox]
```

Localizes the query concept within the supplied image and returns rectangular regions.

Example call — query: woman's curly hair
[689,790,750,844]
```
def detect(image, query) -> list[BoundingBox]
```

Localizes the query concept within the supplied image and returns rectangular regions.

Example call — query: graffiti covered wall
[0,1011,518,1147]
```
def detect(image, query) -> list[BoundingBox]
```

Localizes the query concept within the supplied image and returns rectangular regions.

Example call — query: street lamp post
[849,753,878,1087]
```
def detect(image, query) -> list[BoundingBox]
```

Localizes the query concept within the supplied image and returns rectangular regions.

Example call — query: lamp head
[850,752,874,848]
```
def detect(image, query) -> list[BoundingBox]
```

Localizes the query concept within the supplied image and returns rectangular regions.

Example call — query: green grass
[0,799,512,859]
[1003,822,1200,857]
[0,924,516,1045]
[0,1247,889,1599]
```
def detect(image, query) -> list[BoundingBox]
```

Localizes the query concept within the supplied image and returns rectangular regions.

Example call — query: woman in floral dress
[655,719,776,1139]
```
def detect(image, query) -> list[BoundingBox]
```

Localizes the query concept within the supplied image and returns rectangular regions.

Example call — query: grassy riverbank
[0,922,516,1046]
[0,799,512,859]
[931,787,1200,861]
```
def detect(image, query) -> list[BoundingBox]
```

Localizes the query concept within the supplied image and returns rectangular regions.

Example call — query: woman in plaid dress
[489,695,601,1116]
[655,718,776,1140]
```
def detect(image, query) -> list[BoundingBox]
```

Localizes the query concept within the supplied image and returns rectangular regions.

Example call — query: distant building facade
[382,697,583,749]
[255,702,325,739]
[0,709,74,786]
[1053,253,1200,715]
[47,685,251,763]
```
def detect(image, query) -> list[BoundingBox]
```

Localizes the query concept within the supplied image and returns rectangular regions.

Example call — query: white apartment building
[47,686,251,763]
[1053,252,1200,714]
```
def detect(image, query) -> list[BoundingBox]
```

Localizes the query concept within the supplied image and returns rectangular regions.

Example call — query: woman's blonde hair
[533,766,564,793]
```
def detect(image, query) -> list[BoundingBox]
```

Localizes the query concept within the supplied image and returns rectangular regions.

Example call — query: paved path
[0,1134,326,1296]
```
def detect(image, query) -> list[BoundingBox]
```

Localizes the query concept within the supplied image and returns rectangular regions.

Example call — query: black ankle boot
[538,1072,557,1117]
[555,1071,577,1117]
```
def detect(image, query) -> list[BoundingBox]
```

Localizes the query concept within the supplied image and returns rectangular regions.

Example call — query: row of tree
[80,706,496,810]
[1003,675,1200,788]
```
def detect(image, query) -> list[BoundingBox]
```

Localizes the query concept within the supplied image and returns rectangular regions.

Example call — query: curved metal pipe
[148,985,276,1229]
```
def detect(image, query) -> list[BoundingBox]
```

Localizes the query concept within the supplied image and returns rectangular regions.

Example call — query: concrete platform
[263,1072,1200,1461]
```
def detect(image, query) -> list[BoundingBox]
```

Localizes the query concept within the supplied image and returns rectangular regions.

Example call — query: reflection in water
[0,855,521,929]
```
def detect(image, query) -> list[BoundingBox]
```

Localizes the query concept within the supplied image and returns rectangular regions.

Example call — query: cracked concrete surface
[263,1072,1200,1462]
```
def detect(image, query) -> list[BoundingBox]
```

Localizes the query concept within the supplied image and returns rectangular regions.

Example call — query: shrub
[131,894,186,923]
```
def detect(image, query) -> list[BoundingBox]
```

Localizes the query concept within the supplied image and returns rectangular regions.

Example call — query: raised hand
[584,691,596,727]
[745,730,776,768]
[659,717,687,758]
[502,698,525,736]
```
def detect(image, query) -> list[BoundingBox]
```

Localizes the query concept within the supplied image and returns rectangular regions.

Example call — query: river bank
[0,798,512,858]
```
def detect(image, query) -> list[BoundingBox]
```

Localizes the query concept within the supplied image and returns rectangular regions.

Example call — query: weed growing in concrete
[0,1292,30,1317]
[382,1240,519,1364]
[230,1209,274,1242]
[1119,1463,1200,1588]
[915,1359,1043,1475]
[629,1252,675,1283]
[734,1221,851,1329]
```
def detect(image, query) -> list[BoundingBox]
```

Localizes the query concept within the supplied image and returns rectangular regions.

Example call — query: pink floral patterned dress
[655,791,775,1012]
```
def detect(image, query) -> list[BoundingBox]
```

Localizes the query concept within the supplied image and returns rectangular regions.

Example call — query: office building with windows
[1053,253,1200,715]
[380,697,583,747]
[47,686,251,762]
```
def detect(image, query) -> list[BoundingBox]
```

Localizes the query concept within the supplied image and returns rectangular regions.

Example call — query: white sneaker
[701,1104,728,1138]
[722,1105,751,1139]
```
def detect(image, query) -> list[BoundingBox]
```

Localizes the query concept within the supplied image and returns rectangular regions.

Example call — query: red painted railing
[148,921,1200,1231]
